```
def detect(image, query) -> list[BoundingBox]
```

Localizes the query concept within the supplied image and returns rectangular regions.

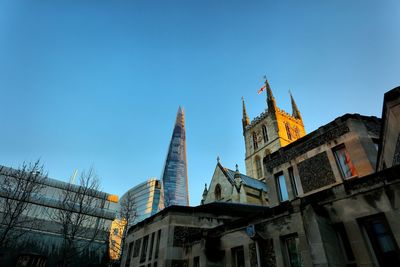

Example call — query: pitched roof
[219,164,267,192]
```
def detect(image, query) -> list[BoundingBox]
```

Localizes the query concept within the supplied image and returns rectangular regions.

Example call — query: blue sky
[0,0,399,206]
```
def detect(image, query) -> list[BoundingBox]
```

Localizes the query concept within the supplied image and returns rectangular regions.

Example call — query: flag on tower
[258,84,266,94]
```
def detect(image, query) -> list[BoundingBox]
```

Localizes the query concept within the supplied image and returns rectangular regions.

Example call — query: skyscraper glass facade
[120,178,163,225]
[161,107,189,207]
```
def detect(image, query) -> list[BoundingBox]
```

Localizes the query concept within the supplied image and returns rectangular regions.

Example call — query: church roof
[223,167,267,192]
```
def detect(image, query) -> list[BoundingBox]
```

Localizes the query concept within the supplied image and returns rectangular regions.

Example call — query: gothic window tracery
[285,122,292,140]
[262,125,269,143]
[214,184,222,200]
[253,132,258,150]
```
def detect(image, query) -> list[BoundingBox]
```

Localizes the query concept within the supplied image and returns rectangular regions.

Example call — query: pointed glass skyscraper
[161,107,189,207]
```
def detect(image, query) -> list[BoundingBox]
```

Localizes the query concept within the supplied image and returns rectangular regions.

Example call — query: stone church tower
[242,79,306,180]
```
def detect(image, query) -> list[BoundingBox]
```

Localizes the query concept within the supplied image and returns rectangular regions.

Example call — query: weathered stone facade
[202,161,268,206]
[242,81,306,180]
[122,87,400,267]
[264,114,380,206]
[297,152,336,193]
[122,164,400,267]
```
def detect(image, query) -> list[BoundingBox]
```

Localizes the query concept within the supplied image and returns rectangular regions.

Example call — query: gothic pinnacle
[289,90,302,120]
[242,97,250,132]
[264,77,277,112]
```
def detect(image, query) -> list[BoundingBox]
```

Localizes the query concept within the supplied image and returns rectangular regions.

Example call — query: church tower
[242,79,306,180]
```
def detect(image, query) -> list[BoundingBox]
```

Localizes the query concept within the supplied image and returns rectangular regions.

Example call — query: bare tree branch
[48,168,109,267]
[0,160,47,248]
[112,190,137,262]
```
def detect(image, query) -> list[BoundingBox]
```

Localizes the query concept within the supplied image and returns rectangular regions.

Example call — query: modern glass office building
[120,178,163,225]
[161,106,189,207]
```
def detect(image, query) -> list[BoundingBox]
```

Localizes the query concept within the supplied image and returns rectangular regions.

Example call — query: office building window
[253,132,258,150]
[255,157,263,179]
[333,145,357,178]
[193,256,200,267]
[285,122,292,140]
[276,172,288,201]
[288,167,298,197]
[333,223,356,266]
[140,235,149,263]
[262,125,269,143]
[283,235,303,267]
[214,184,222,200]
[231,246,245,267]
[360,214,400,266]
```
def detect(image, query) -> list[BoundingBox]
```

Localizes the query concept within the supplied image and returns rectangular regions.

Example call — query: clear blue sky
[0,0,399,206]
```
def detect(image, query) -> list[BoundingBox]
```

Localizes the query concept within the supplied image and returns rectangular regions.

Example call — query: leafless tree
[49,168,109,266]
[0,160,46,248]
[116,190,137,261]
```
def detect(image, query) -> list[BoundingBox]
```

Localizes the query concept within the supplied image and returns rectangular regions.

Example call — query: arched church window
[253,132,258,150]
[255,156,263,179]
[262,125,268,143]
[214,184,222,201]
[285,122,292,140]
[294,126,300,139]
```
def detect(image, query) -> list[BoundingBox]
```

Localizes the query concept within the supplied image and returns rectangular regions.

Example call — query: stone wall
[298,152,336,193]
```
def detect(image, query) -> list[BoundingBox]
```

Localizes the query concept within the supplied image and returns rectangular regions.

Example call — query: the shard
[161,106,189,207]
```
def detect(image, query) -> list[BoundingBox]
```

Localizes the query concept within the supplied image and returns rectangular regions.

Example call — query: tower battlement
[242,79,306,180]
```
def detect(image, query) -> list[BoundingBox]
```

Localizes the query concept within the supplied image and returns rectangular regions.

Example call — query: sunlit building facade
[110,179,163,261]
[120,178,163,225]
[161,106,189,207]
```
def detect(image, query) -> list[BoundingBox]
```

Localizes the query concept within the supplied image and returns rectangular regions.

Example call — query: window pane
[333,146,356,178]
[262,125,268,143]
[277,174,288,201]
[361,215,400,266]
